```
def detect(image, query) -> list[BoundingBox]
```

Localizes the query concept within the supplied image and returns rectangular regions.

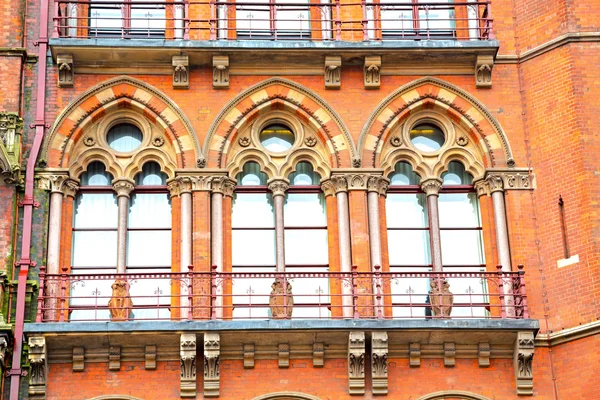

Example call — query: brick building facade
[0,0,598,399]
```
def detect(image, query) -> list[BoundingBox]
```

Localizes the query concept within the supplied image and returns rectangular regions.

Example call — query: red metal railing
[35,264,527,322]
[52,0,492,41]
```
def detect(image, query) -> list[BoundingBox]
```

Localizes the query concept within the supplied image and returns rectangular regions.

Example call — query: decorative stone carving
[0,335,8,369]
[367,175,389,196]
[57,54,74,88]
[213,56,230,89]
[331,171,385,192]
[268,180,289,197]
[109,345,121,371]
[352,157,362,168]
[269,278,293,319]
[152,136,165,147]
[0,112,23,183]
[145,345,157,370]
[168,176,194,197]
[444,342,456,367]
[83,136,96,147]
[204,333,220,398]
[364,56,381,89]
[514,332,534,396]
[28,336,47,400]
[180,333,197,398]
[331,175,348,193]
[108,280,133,321]
[456,135,469,146]
[474,179,489,197]
[475,55,494,88]
[73,346,85,372]
[409,342,421,367]
[211,175,236,197]
[324,56,342,89]
[485,169,536,191]
[304,136,317,147]
[371,332,388,395]
[348,332,365,395]
[390,136,402,147]
[486,174,504,193]
[421,178,442,197]
[320,179,336,197]
[478,342,491,368]
[429,278,453,318]
[37,173,79,195]
[172,55,189,89]
[278,343,290,368]
[238,136,251,147]
[112,179,135,198]
[244,344,255,369]
[313,343,324,368]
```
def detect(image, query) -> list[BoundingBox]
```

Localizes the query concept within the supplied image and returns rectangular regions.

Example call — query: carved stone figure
[108,280,133,321]
[429,278,453,318]
[269,278,293,319]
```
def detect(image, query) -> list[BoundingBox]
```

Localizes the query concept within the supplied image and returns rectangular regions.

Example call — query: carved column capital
[348,332,365,395]
[268,179,289,197]
[514,332,535,396]
[486,174,505,193]
[485,168,536,191]
[112,179,135,198]
[474,179,489,197]
[37,172,79,196]
[421,178,443,197]
[371,332,388,395]
[28,336,47,399]
[212,176,236,197]
[367,175,390,197]
[180,333,197,398]
[320,179,336,197]
[167,176,194,197]
[331,175,348,193]
[204,333,220,398]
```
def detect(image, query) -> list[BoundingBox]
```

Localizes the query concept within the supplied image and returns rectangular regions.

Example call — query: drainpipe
[10,0,50,394]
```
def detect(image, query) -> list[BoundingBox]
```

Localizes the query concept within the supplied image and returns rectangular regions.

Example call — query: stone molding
[444,342,456,367]
[213,56,230,89]
[172,55,189,89]
[268,179,290,197]
[535,320,600,347]
[180,333,197,398]
[57,54,74,88]
[278,343,290,368]
[244,344,255,369]
[514,332,534,396]
[478,342,490,368]
[371,332,388,395]
[112,179,135,198]
[324,56,341,89]
[409,342,421,367]
[364,56,381,89]
[312,343,324,368]
[348,332,365,395]
[109,345,121,371]
[0,112,23,184]
[484,168,535,192]
[145,345,157,370]
[37,171,79,196]
[28,336,47,400]
[73,346,84,372]
[204,333,220,398]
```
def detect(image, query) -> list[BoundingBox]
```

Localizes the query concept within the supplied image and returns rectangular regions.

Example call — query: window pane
[232,193,274,228]
[284,193,326,227]
[284,229,328,265]
[380,0,413,33]
[129,193,171,228]
[80,162,113,186]
[135,162,167,185]
[440,230,484,266]
[389,267,430,318]
[232,230,276,266]
[127,231,172,267]
[417,0,455,32]
[388,230,431,266]
[274,0,310,35]
[444,266,488,318]
[72,231,118,267]
[73,193,118,228]
[106,123,143,152]
[438,193,480,228]
[289,162,320,186]
[236,0,270,35]
[386,194,428,228]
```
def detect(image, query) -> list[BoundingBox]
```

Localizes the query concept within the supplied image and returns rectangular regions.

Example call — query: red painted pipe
[10,0,50,396]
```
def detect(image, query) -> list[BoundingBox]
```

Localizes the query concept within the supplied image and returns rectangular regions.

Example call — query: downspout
[9,0,50,395]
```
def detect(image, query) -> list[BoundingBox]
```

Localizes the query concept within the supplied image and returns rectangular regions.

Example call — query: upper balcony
[50,0,499,74]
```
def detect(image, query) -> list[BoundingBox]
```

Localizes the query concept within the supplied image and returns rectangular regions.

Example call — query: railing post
[361,0,368,41]
[53,0,60,38]
[187,265,194,320]
[36,266,47,322]
[211,265,218,320]
[517,264,529,319]
[59,266,69,322]
[184,0,190,39]
[374,265,383,319]
[209,0,216,40]
[351,265,359,319]
[486,1,494,40]
[496,264,506,319]
[334,0,341,41]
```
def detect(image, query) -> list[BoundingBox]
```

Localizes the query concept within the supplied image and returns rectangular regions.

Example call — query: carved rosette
[269,278,294,319]
[180,333,197,398]
[268,179,289,197]
[514,332,534,396]
[28,336,47,399]
[108,280,133,321]
[371,332,388,395]
[213,56,230,89]
[112,179,135,198]
[348,332,366,395]
[204,333,220,398]
[421,178,442,197]
[364,56,381,89]
[324,56,342,89]
[57,54,74,88]
[429,278,453,318]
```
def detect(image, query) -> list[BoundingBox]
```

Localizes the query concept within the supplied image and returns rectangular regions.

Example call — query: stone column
[112,179,135,274]
[421,178,443,272]
[486,175,512,272]
[268,179,290,273]
[331,175,353,318]
[367,175,389,318]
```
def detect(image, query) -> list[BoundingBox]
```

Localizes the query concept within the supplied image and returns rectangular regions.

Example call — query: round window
[107,123,143,152]
[409,123,445,152]
[259,124,295,153]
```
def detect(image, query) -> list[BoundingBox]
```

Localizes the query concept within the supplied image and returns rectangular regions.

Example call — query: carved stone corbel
[57,54,74,88]
[213,56,230,89]
[478,342,490,368]
[0,112,23,184]
[204,333,220,398]
[371,332,388,395]
[73,346,84,372]
[348,332,365,395]
[244,344,255,369]
[145,345,157,370]
[324,56,341,89]
[172,55,189,89]
[109,345,121,371]
[444,342,456,367]
[364,56,381,89]
[409,342,421,368]
[180,333,197,398]
[475,54,494,88]
[514,332,534,396]
[313,343,324,368]
[278,343,290,368]
[28,336,47,400]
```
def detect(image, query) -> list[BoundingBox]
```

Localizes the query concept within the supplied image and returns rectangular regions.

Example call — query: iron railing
[35,264,528,322]
[53,0,493,41]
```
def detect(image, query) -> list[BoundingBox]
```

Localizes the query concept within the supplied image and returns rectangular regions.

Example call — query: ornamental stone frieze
[180,333,197,398]
[0,112,23,184]
[28,336,47,400]
[168,171,234,196]
[481,168,536,194]
[330,169,386,192]
[204,333,220,398]
[348,331,365,395]
[514,332,535,396]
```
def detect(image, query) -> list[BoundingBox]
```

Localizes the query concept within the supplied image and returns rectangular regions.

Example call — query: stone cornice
[535,320,600,348]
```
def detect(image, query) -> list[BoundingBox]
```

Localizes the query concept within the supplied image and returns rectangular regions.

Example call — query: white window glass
[236,0,270,37]
[286,266,329,319]
[107,123,143,152]
[131,0,166,36]
[380,0,413,36]
[389,266,430,318]
[232,230,276,266]
[284,229,328,265]
[274,0,310,38]
[260,124,295,152]
[89,0,122,35]
[236,0,310,39]
[232,267,273,319]
[418,0,455,35]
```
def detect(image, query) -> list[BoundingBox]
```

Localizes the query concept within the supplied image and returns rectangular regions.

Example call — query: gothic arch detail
[358,77,514,169]
[203,77,357,169]
[417,391,492,400]
[42,75,202,169]
[252,392,323,400]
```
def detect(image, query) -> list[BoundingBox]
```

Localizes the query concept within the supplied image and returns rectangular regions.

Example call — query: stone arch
[416,390,492,400]
[42,75,202,169]
[203,77,357,169]
[252,392,323,400]
[358,77,514,169]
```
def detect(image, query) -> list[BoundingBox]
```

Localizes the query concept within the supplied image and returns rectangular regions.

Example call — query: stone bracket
[72,346,84,372]
[204,333,220,398]
[57,54,74,88]
[371,332,388,395]
[213,56,230,89]
[0,112,24,184]
[278,343,290,368]
[324,56,341,89]
[28,336,47,400]
[348,331,365,395]
[145,345,156,370]
[244,343,255,369]
[475,54,493,88]
[109,345,121,371]
[172,55,189,89]
[409,342,421,368]
[478,342,490,368]
[444,342,455,367]
[364,56,381,89]
[514,332,534,396]
[180,333,197,398]
[312,343,324,368]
